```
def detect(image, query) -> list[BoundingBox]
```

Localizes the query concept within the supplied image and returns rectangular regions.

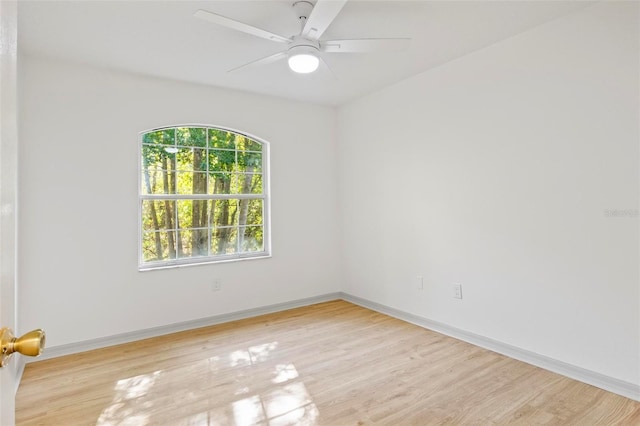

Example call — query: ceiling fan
[194,0,410,74]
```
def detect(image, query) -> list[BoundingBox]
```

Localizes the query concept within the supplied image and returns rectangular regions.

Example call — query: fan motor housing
[288,36,320,53]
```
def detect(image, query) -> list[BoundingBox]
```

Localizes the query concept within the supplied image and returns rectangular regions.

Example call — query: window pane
[142,128,175,145]
[177,199,209,229]
[142,200,176,231]
[234,173,262,194]
[176,148,207,172]
[208,129,235,149]
[141,159,162,177]
[177,127,206,147]
[236,151,262,174]
[141,145,163,169]
[140,169,168,195]
[236,136,261,152]
[177,229,193,257]
[142,170,177,194]
[238,199,263,226]
[209,173,232,195]
[240,226,264,252]
[142,231,177,262]
[211,227,238,255]
[210,149,236,172]
[211,199,238,227]
[142,145,177,173]
[176,172,207,194]
[177,228,209,258]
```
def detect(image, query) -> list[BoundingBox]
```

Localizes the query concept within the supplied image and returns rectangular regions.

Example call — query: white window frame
[138,124,271,271]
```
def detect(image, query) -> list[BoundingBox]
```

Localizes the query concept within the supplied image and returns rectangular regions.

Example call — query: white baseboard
[34,292,342,361]
[29,291,639,402]
[341,292,640,402]
[14,357,25,396]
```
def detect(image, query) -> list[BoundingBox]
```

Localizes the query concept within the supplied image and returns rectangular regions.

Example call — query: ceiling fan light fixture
[287,45,320,74]
[194,1,411,77]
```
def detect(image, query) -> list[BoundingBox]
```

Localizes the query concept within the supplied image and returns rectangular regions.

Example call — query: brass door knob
[0,328,45,367]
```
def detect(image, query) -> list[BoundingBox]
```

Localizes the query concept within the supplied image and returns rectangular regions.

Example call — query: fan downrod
[293,1,314,30]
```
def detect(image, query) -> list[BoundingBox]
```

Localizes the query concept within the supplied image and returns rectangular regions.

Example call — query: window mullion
[174,130,179,259]
[207,129,211,257]
[141,193,264,201]
[234,144,239,255]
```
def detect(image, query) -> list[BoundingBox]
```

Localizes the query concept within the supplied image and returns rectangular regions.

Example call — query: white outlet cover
[453,283,462,299]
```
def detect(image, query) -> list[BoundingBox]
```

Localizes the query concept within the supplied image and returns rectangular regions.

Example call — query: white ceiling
[18,0,594,106]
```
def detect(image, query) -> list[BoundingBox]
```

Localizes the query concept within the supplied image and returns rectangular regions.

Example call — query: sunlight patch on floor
[94,342,319,425]
[96,371,162,425]
[249,342,279,363]
[187,381,318,426]
[232,395,265,425]
[272,363,299,384]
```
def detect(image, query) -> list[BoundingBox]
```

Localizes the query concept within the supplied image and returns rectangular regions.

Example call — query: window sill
[138,253,272,272]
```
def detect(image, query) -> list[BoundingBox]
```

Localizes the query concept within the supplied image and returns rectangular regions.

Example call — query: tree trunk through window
[238,165,255,248]
[162,156,176,259]
[191,148,208,256]
[142,161,163,260]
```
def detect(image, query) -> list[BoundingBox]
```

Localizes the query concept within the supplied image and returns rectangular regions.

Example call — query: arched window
[138,126,270,270]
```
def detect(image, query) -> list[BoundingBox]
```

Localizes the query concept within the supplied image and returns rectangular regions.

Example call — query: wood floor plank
[16,300,640,425]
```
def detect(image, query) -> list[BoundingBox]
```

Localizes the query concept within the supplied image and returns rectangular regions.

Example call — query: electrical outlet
[417,275,424,290]
[212,280,221,291]
[453,283,462,299]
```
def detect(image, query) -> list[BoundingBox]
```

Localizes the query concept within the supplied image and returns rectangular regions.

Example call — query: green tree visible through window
[139,126,269,269]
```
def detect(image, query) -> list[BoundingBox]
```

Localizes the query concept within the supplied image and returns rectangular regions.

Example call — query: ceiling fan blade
[227,51,287,73]
[302,0,348,41]
[194,9,290,44]
[321,38,411,53]
[319,56,338,80]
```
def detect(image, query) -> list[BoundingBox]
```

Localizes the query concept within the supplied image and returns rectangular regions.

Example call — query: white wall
[337,1,639,386]
[18,55,340,347]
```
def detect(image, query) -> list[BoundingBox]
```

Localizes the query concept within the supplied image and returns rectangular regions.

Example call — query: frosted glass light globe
[288,53,319,73]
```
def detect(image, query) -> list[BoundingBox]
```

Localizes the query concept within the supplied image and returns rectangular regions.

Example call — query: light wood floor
[16,300,640,425]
